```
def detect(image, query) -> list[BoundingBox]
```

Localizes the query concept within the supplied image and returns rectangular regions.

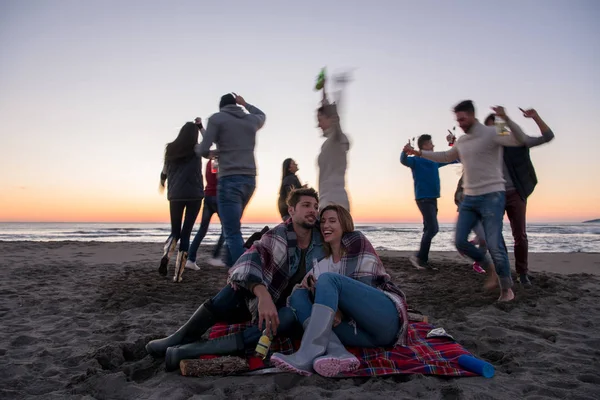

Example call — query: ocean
[0,222,598,253]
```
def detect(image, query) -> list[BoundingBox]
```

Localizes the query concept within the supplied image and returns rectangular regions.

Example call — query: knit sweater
[421,120,528,196]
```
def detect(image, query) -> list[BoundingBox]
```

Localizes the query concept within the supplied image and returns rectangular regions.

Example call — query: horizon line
[0,219,596,225]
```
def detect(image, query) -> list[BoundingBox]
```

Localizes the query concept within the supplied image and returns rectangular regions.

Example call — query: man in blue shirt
[401,134,457,269]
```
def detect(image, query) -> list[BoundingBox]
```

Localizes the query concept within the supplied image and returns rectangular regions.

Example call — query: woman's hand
[300,274,316,296]
[334,309,343,327]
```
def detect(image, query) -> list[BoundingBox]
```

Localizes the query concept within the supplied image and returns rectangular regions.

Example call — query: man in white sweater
[404,100,529,302]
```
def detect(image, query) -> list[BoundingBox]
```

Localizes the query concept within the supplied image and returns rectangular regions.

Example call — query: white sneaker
[185,260,200,271]
[207,257,225,267]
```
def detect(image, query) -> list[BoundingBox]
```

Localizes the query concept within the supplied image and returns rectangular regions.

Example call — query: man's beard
[299,219,316,229]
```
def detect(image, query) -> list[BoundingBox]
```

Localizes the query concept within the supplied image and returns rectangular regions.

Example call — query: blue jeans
[289,273,400,347]
[207,285,299,348]
[416,198,439,263]
[188,196,225,262]
[218,175,256,267]
[455,191,513,289]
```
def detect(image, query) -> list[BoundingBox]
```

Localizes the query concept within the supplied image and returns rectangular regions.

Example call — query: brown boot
[173,251,188,283]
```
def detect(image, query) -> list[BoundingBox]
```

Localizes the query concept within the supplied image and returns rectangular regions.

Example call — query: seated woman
[270,205,409,377]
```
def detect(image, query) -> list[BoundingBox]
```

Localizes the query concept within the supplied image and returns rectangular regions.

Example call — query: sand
[1,241,599,399]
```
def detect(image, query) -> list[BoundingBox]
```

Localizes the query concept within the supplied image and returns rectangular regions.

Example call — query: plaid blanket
[228,219,323,323]
[205,322,476,377]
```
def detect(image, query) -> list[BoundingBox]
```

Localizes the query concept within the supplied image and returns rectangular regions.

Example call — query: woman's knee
[315,272,341,288]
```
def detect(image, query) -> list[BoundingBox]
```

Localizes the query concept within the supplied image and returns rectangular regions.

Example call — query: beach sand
[1,241,599,399]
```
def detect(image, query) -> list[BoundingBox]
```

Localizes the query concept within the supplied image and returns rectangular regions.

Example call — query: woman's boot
[173,250,188,283]
[312,331,360,377]
[270,304,335,376]
[159,236,177,276]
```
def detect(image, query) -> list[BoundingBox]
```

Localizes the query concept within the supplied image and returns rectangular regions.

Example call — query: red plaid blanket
[204,322,476,377]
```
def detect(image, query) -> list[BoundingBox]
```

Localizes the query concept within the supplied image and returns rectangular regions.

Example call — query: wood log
[408,312,428,323]
[180,356,249,377]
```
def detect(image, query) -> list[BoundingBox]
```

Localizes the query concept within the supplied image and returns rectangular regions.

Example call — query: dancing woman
[159,121,204,282]
[316,74,351,211]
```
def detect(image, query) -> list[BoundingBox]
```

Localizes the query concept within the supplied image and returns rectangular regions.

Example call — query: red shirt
[204,160,217,197]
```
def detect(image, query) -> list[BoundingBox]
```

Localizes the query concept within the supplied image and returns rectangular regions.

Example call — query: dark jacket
[164,155,204,201]
[503,147,536,201]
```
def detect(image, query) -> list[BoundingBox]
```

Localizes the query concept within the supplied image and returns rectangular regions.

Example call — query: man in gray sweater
[404,100,529,302]
[196,93,266,267]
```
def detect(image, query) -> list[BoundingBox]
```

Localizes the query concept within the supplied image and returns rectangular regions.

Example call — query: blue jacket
[401,152,456,200]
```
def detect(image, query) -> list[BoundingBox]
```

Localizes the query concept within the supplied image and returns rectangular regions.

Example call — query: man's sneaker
[207,257,226,267]
[519,274,532,287]
[472,262,486,274]
[185,260,201,271]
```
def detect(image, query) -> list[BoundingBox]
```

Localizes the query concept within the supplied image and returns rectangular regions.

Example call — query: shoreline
[1,241,598,276]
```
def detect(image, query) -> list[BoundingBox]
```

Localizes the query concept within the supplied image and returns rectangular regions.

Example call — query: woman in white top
[270,205,409,377]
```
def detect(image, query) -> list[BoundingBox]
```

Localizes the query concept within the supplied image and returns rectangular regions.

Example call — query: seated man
[146,188,324,371]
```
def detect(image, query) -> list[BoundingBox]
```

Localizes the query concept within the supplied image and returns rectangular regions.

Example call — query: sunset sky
[1,0,599,224]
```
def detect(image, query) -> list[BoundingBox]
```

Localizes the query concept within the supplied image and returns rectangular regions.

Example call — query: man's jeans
[218,175,256,267]
[416,198,439,263]
[505,189,528,275]
[188,196,225,262]
[207,285,299,348]
[455,191,513,289]
[288,273,400,347]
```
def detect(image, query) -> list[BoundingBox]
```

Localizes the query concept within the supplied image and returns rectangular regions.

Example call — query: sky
[1,0,599,224]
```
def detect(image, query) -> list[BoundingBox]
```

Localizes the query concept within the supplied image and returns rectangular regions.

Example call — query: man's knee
[207,285,247,316]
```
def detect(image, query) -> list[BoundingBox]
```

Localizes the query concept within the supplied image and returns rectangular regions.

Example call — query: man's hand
[233,93,247,107]
[491,106,507,120]
[333,309,343,327]
[446,129,456,144]
[403,142,421,156]
[254,285,279,336]
[208,150,219,159]
[519,107,539,119]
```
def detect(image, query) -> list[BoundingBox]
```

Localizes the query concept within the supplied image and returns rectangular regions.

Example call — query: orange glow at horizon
[1,186,597,224]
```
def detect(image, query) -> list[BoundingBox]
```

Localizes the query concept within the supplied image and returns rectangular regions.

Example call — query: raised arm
[196,118,217,159]
[400,150,415,168]
[235,94,266,129]
[491,106,529,147]
[405,141,459,163]
[519,108,555,148]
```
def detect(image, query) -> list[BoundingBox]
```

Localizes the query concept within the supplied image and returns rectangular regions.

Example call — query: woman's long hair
[281,158,294,180]
[320,204,355,258]
[165,122,199,162]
